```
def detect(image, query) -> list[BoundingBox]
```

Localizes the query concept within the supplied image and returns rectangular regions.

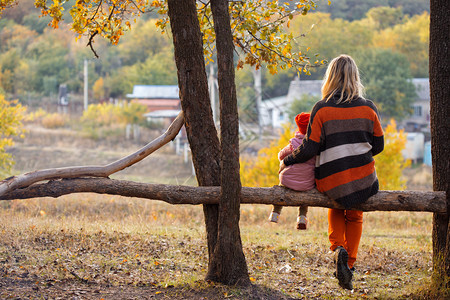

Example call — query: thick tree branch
[1,178,446,213]
[0,112,184,197]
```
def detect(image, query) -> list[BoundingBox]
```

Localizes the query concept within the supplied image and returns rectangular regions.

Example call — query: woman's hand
[278,160,286,174]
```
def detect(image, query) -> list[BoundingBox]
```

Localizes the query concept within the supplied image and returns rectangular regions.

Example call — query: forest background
[0,0,429,123]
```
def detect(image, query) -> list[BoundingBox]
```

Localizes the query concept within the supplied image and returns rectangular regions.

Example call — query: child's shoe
[268,211,280,223]
[296,215,308,230]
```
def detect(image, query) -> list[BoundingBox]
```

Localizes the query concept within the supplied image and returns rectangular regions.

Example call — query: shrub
[80,102,149,139]
[41,113,66,129]
[0,95,26,178]
[24,108,47,123]
[81,103,122,127]
[120,101,148,125]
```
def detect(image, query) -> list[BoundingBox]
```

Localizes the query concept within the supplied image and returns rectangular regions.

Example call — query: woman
[279,55,384,290]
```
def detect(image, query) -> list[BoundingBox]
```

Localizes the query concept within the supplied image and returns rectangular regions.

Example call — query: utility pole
[209,63,217,125]
[84,59,88,111]
[253,68,263,140]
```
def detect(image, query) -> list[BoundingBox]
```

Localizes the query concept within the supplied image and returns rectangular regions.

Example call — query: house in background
[127,84,184,136]
[260,77,321,128]
[403,78,430,132]
[127,84,187,142]
[126,85,181,112]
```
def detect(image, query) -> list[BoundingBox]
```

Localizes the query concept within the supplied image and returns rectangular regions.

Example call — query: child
[268,112,316,229]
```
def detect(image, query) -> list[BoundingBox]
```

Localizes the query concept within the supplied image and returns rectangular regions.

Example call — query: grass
[0,195,440,299]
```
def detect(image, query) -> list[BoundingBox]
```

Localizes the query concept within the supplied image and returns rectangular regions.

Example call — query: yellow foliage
[80,103,125,139]
[375,119,411,190]
[41,113,66,129]
[80,102,147,139]
[0,95,26,178]
[81,103,123,127]
[81,101,147,127]
[24,108,47,123]
[0,0,15,13]
[120,101,148,125]
[240,124,294,187]
[372,12,429,76]
[93,77,105,101]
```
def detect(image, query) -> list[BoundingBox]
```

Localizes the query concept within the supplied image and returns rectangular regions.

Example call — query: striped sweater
[283,96,384,208]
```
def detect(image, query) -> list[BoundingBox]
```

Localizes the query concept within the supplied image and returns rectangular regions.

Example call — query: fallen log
[0,177,446,213]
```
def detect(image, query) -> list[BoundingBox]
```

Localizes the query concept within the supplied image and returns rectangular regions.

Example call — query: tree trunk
[430,0,450,287]
[1,178,446,213]
[166,0,221,271]
[207,0,249,286]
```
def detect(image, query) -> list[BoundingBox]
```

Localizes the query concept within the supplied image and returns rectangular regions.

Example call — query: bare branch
[128,0,147,14]
[87,31,100,58]
[0,112,185,197]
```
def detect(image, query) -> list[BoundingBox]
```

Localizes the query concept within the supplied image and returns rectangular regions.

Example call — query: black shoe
[333,267,355,278]
[335,246,353,290]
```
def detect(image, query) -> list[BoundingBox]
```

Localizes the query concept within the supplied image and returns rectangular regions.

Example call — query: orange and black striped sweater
[283,96,384,208]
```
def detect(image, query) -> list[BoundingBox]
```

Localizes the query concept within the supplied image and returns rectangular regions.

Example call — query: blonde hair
[321,54,364,104]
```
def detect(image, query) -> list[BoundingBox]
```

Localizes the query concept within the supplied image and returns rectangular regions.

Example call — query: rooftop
[127,85,180,99]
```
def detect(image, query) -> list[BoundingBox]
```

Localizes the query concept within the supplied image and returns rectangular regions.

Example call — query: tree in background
[0,2,431,105]
[281,7,429,86]
[286,11,374,80]
[121,51,178,86]
[357,48,416,121]
[374,119,410,190]
[366,6,405,30]
[288,94,320,120]
[120,102,147,126]
[373,12,429,78]
[263,67,299,97]
[315,0,382,21]
[315,0,429,21]
[92,77,105,101]
[116,19,173,66]
[0,95,25,177]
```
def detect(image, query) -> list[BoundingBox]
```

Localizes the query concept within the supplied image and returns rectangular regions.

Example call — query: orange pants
[328,208,363,269]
